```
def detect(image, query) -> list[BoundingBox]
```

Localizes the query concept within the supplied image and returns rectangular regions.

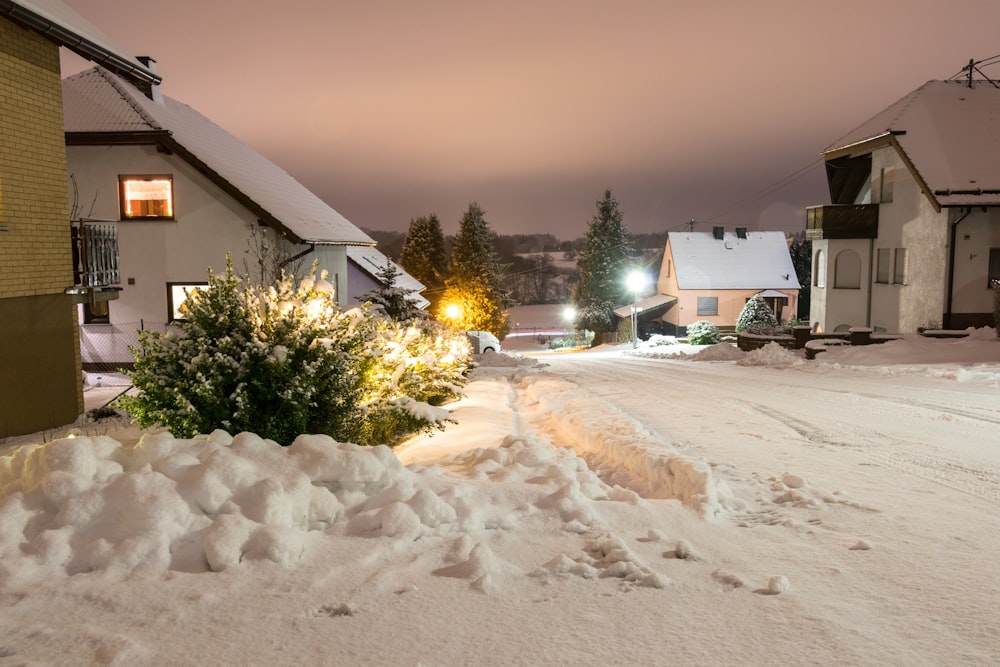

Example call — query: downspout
[866,239,874,327]
[279,243,316,270]
[944,208,973,328]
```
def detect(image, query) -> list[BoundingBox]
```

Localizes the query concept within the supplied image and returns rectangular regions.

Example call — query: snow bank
[0,430,465,585]
[519,374,736,516]
[737,342,805,366]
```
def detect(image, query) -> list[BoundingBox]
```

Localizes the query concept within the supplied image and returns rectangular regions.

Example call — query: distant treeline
[363,230,667,264]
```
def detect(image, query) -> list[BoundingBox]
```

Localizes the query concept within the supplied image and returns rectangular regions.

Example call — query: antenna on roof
[951,55,1000,89]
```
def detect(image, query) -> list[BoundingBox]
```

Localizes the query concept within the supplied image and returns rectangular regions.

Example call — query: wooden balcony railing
[71,221,120,288]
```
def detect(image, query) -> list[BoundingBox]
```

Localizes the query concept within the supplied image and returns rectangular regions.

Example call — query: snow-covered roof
[1,0,158,86]
[668,231,801,291]
[825,80,1000,207]
[62,67,374,247]
[613,294,677,319]
[347,245,429,309]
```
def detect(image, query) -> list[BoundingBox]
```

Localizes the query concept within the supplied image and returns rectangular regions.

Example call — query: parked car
[467,330,501,354]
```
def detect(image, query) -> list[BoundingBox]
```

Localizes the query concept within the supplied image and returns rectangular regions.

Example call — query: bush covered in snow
[118,259,471,446]
[685,320,720,345]
[735,295,779,334]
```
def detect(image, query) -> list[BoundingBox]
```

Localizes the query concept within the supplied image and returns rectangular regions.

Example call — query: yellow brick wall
[0,17,84,436]
[0,19,73,300]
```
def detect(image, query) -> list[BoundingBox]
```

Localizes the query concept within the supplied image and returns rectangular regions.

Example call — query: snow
[1,330,999,665]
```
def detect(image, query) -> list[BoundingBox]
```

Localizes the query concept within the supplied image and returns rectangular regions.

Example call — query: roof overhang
[0,0,160,86]
[614,294,678,319]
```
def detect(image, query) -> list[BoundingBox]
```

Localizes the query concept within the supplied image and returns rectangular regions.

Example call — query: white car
[467,330,501,354]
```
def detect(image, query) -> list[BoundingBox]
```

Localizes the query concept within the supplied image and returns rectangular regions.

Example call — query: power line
[699,156,825,224]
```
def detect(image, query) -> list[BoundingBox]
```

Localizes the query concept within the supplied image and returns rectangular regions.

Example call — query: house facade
[808,78,1000,333]
[647,227,800,335]
[62,66,423,367]
[0,0,159,436]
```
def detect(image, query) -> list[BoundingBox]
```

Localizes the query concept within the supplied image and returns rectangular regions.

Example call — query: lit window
[167,282,207,321]
[120,175,174,219]
[696,296,718,316]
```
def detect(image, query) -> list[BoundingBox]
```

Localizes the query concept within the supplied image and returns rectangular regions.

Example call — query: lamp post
[626,271,646,349]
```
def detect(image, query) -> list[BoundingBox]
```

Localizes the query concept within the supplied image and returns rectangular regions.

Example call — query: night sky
[60,0,1000,238]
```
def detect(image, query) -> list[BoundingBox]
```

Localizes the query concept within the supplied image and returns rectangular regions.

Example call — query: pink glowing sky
[60,0,1000,238]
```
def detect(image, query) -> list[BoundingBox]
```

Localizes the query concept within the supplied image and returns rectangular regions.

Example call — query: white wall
[68,144,348,328]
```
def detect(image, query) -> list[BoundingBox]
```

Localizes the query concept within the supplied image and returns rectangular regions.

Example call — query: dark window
[876,248,891,284]
[697,296,718,316]
[989,248,1000,288]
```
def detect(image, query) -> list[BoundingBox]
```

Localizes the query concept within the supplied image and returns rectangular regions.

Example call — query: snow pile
[519,374,737,516]
[0,430,465,585]
[737,341,805,366]
[474,350,541,368]
[687,342,746,361]
[820,329,1000,366]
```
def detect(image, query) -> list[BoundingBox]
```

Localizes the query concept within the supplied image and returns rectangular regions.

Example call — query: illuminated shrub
[118,259,471,446]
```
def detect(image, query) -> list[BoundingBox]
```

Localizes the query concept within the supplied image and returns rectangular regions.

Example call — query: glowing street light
[444,303,461,327]
[626,271,647,349]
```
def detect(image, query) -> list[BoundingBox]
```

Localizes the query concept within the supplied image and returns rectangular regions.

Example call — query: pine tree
[399,214,449,310]
[436,202,510,337]
[361,262,426,321]
[789,237,812,319]
[736,295,779,333]
[573,189,632,334]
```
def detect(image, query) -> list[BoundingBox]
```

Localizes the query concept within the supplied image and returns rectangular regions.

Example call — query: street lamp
[626,271,647,349]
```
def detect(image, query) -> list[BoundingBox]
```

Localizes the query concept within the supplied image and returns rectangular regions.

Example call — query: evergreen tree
[436,202,510,338]
[399,214,449,310]
[361,262,426,322]
[789,237,812,319]
[736,295,779,333]
[573,189,632,334]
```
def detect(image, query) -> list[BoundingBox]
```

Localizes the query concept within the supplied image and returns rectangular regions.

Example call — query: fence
[80,321,172,372]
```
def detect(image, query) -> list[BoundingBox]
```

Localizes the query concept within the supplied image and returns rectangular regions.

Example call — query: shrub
[117,259,471,446]
[736,295,779,333]
[686,320,720,345]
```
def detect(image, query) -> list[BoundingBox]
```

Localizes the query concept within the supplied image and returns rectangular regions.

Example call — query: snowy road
[541,349,1000,507]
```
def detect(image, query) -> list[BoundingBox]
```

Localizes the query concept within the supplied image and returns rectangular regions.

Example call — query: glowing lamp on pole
[626,271,647,349]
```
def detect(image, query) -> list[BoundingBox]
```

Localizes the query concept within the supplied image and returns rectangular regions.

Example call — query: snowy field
[1,330,999,665]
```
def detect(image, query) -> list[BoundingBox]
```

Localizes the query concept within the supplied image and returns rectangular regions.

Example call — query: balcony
[66,221,122,301]
[806,204,879,240]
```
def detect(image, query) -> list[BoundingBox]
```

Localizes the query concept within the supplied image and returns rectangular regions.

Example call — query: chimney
[736,227,747,239]
[712,226,724,240]
[135,56,163,104]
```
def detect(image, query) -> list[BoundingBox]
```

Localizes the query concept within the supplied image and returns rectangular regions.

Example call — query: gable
[825,80,1000,208]
[667,231,801,291]
[62,67,375,247]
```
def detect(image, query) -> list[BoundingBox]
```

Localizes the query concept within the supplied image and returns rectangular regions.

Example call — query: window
[696,296,718,316]
[988,248,1000,288]
[893,248,907,285]
[834,249,861,289]
[813,250,826,288]
[876,248,891,284]
[83,300,110,324]
[167,282,207,321]
[665,259,672,278]
[120,175,174,219]
[878,167,894,203]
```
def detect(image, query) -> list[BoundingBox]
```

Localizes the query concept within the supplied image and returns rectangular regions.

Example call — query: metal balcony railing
[71,221,121,288]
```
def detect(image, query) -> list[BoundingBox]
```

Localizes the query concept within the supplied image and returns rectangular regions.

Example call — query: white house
[630,227,800,335]
[61,64,425,367]
[808,77,1000,333]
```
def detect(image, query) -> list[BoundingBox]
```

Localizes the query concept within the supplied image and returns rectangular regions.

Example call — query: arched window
[813,250,826,288]
[834,249,861,289]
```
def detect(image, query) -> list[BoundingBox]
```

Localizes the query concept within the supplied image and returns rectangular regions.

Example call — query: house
[807,76,1000,333]
[628,226,800,335]
[61,64,425,368]
[0,0,160,436]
